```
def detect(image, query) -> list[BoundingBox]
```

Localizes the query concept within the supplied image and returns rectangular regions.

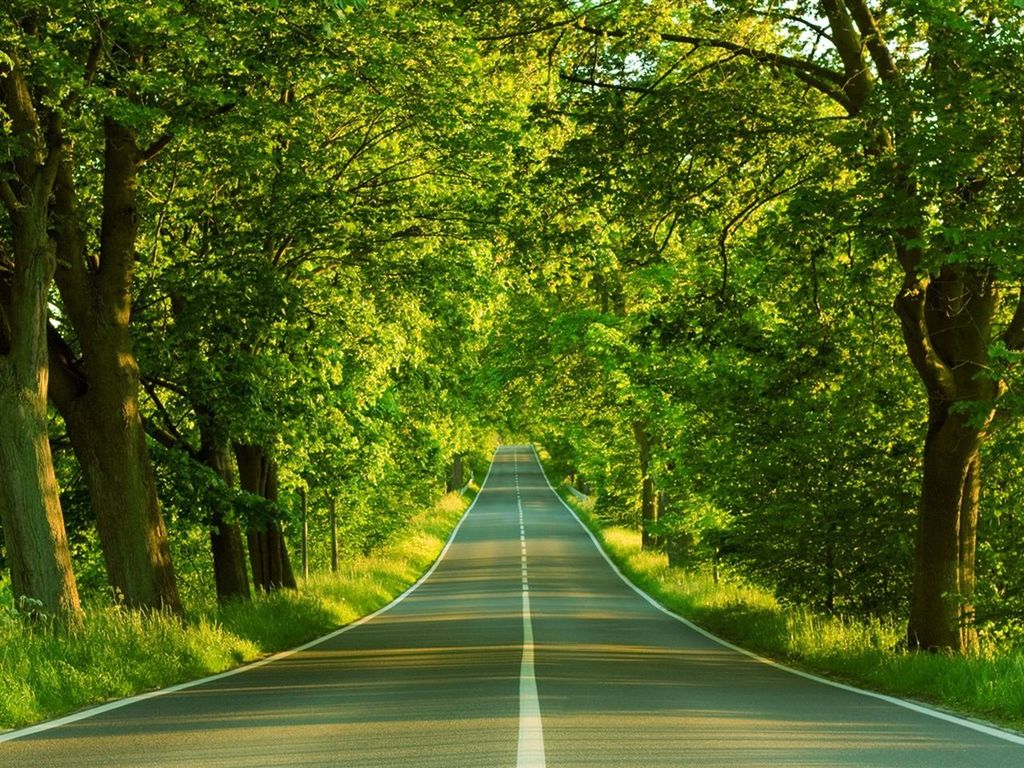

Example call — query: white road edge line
[0,451,500,745]
[515,449,546,768]
[528,445,1024,747]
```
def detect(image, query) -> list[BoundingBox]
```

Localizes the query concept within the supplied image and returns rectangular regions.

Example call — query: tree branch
[139,102,235,166]
[843,0,899,82]
[38,110,66,196]
[718,169,812,302]
[1003,283,1024,350]
[138,133,175,165]
[46,322,87,413]
[559,71,660,95]
[818,0,873,110]
[892,246,957,400]
[0,181,19,214]
[53,157,96,331]
[83,23,105,86]
[576,23,852,111]
[475,4,618,43]
[0,51,42,165]
[477,15,583,42]
[141,378,197,459]
[143,374,192,399]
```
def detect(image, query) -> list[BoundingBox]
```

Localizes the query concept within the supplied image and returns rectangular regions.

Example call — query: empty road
[2,445,1023,767]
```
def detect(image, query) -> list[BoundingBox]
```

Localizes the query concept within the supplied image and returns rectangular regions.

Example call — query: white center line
[514,449,546,768]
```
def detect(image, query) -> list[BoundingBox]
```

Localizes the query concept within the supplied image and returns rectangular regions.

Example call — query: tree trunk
[60,392,181,612]
[300,485,308,580]
[197,411,250,604]
[234,442,297,591]
[330,496,339,573]
[0,208,81,622]
[632,421,658,550]
[48,120,182,614]
[264,457,297,589]
[0,51,82,622]
[452,455,464,491]
[907,409,983,651]
[896,260,996,652]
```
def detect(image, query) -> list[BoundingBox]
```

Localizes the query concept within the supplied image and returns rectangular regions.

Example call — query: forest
[2,0,1023,675]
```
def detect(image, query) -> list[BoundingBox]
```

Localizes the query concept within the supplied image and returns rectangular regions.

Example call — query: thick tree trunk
[632,421,658,550]
[0,377,82,620]
[0,210,81,621]
[61,390,181,612]
[234,443,297,591]
[49,120,181,614]
[896,260,995,652]
[907,409,982,651]
[197,413,250,604]
[0,52,82,622]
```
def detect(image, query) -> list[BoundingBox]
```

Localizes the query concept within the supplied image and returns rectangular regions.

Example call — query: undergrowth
[0,489,470,730]
[564,491,1024,734]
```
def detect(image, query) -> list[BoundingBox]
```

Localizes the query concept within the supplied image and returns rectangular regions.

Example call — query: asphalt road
[3,445,1024,767]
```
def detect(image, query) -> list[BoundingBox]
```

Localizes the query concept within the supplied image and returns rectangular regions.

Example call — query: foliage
[3,0,1024,732]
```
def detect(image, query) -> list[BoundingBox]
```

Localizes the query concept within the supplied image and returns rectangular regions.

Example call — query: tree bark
[300,485,309,580]
[907,409,984,651]
[48,119,182,614]
[234,442,297,591]
[59,392,181,612]
[0,207,82,622]
[330,496,339,573]
[197,410,250,604]
[897,262,996,651]
[0,54,82,622]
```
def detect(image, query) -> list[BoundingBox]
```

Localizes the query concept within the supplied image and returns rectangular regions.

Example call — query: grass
[0,489,471,731]
[564,492,1024,734]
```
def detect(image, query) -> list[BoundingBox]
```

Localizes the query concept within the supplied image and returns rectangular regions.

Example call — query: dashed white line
[514,449,546,768]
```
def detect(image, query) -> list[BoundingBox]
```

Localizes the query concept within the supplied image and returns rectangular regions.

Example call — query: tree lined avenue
[4,0,1024,745]
[4,448,1024,766]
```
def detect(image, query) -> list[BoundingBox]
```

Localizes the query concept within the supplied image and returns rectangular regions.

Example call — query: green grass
[564,492,1024,734]
[0,489,471,731]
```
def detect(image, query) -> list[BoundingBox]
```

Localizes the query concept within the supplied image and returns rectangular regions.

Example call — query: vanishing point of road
[3,445,1023,767]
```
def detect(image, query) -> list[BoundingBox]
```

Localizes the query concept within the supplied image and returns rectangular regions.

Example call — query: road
[2,445,1023,767]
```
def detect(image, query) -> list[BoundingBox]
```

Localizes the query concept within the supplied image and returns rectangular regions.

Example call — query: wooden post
[300,485,309,580]
[330,496,339,573]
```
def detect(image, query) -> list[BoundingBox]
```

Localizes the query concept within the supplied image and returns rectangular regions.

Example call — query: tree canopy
[2,0,1024,653]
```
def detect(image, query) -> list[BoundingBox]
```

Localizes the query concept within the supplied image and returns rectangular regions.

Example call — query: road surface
[2,445,1023,767]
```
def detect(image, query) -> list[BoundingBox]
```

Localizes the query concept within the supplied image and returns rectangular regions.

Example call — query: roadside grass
[0,489,471,731]
[563,492,1024,734]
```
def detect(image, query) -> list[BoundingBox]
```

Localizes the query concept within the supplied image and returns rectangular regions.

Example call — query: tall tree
[0,32,82,621]
[39,0,316,611]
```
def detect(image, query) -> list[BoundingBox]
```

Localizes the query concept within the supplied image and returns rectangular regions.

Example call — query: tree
[0,28,82,621]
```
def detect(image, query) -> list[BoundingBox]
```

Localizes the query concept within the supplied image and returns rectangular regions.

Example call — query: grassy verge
[559,489,1024,734]
[0,489,471,731]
